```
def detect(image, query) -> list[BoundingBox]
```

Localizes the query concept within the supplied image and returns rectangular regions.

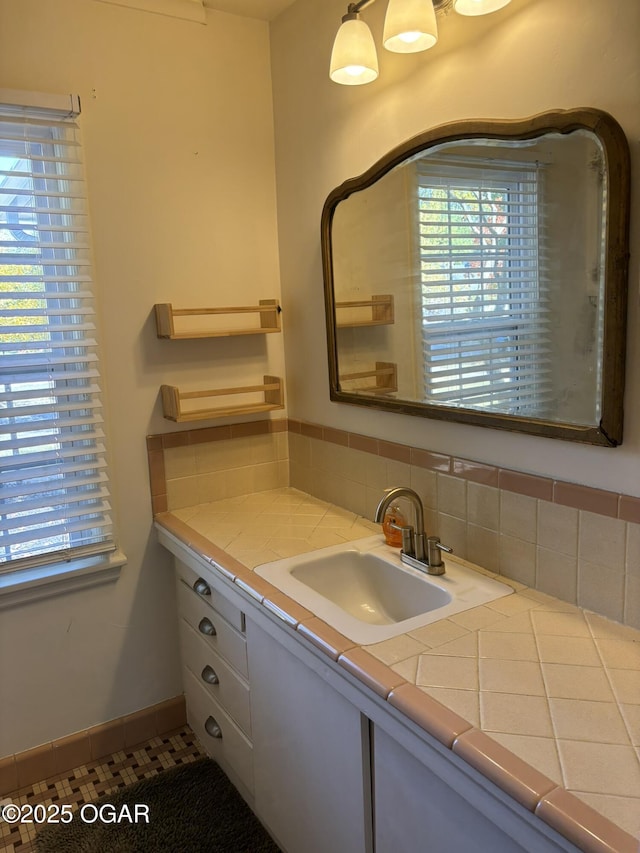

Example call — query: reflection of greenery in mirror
[322,110,630,446]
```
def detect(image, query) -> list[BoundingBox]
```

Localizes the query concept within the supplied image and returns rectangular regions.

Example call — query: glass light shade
[454,0,511,15]
[330,17,379,85]
[383,0,438,54]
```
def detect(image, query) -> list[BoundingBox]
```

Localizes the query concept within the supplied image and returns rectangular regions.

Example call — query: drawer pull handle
[201,665,219,685]
[193,578,211,596]
[198,617,216,637]
[205,715,222,739]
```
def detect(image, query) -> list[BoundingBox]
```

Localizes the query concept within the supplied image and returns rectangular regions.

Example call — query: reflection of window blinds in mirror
[416,159,550,415]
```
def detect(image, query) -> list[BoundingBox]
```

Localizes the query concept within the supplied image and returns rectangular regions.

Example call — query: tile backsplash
[147,420,289,515]
[147,418,639,630]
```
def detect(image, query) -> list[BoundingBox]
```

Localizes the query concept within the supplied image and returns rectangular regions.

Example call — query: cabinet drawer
[175,558,245,633]
[177,580,248,678]
[179,617,251,737]
[184,667,253,796]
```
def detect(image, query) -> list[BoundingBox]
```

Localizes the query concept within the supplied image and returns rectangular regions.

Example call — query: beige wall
[271,0,640,497]
[0,0,282,755]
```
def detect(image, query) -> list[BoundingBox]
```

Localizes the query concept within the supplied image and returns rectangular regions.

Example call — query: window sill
[0,550,127,609]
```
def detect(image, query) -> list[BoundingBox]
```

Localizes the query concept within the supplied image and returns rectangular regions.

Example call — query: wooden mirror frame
[321,109,630,446]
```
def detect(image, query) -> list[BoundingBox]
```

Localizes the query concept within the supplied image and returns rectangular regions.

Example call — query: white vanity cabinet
[173,555,254,799]
[246,618,371,853]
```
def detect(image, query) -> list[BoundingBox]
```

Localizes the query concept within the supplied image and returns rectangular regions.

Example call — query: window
[417,158,551,415]
[0,95,115,576]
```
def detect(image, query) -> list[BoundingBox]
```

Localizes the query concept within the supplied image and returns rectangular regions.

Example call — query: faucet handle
[426,536,452,571]
[389,522,415,557]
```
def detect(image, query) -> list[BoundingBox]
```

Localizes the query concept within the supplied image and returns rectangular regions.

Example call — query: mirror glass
[322,110,629,445]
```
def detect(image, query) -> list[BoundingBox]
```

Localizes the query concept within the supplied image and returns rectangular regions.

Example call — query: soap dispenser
[382,504,406,547]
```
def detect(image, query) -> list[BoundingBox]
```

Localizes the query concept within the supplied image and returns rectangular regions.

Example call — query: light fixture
[330,0,512,85]
[453,0,511,15]
[383,0,438,53]
[330,11,379,85]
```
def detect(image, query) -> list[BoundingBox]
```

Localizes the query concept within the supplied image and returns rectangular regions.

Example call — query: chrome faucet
[374,486,451,575]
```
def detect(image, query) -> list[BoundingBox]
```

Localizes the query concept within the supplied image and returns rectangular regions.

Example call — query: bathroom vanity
[156,489,639,853]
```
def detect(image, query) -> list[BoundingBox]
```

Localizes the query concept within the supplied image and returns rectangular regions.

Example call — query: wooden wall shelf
[336,294,394,328]
[339,362,397,395]
[161,376,284,422]
[155,300,281,339]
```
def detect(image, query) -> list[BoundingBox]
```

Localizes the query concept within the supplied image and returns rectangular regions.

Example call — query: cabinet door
[373,727,575,853]
[247,619,371,853]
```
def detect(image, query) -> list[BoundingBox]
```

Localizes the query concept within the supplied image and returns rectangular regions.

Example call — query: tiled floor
[1,728,204,852]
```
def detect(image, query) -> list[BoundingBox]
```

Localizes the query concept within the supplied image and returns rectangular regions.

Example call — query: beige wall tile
[226,466,254,498]
[437,473,467,518]
[409,465,438,510]
[437,513,467,559]
[467,483,499,530]
[253,461,281,493]
[196,471,228,504]
[499,534,536,586]
[249,434,280,465]
[166,475,201,510]
[536,548,577,605]
[343,447,372,486]
[578,560,624,623]
[537,500,578,557]
[626,522,640,577]
[624,574,640,630]
[164,444,197,479]
[288,432,311,467]
[385,459,411,488]
[578,511,626,566]
[467,524,499,574]
[500,491,537,543]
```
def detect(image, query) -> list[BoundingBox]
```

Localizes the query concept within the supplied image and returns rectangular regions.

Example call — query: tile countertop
[157,487,640,853]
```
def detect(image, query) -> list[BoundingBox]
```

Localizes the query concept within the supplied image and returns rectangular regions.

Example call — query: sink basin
[255,535,513,645]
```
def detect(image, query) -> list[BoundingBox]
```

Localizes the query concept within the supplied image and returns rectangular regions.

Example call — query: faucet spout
[375,487,426,560]
[374,487,424,534]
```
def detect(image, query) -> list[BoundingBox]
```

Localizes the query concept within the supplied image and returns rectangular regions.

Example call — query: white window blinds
[0,103,114,571]
[417,159,551,415]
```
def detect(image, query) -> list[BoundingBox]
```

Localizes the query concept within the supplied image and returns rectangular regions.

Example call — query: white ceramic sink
[255,535,513,645]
